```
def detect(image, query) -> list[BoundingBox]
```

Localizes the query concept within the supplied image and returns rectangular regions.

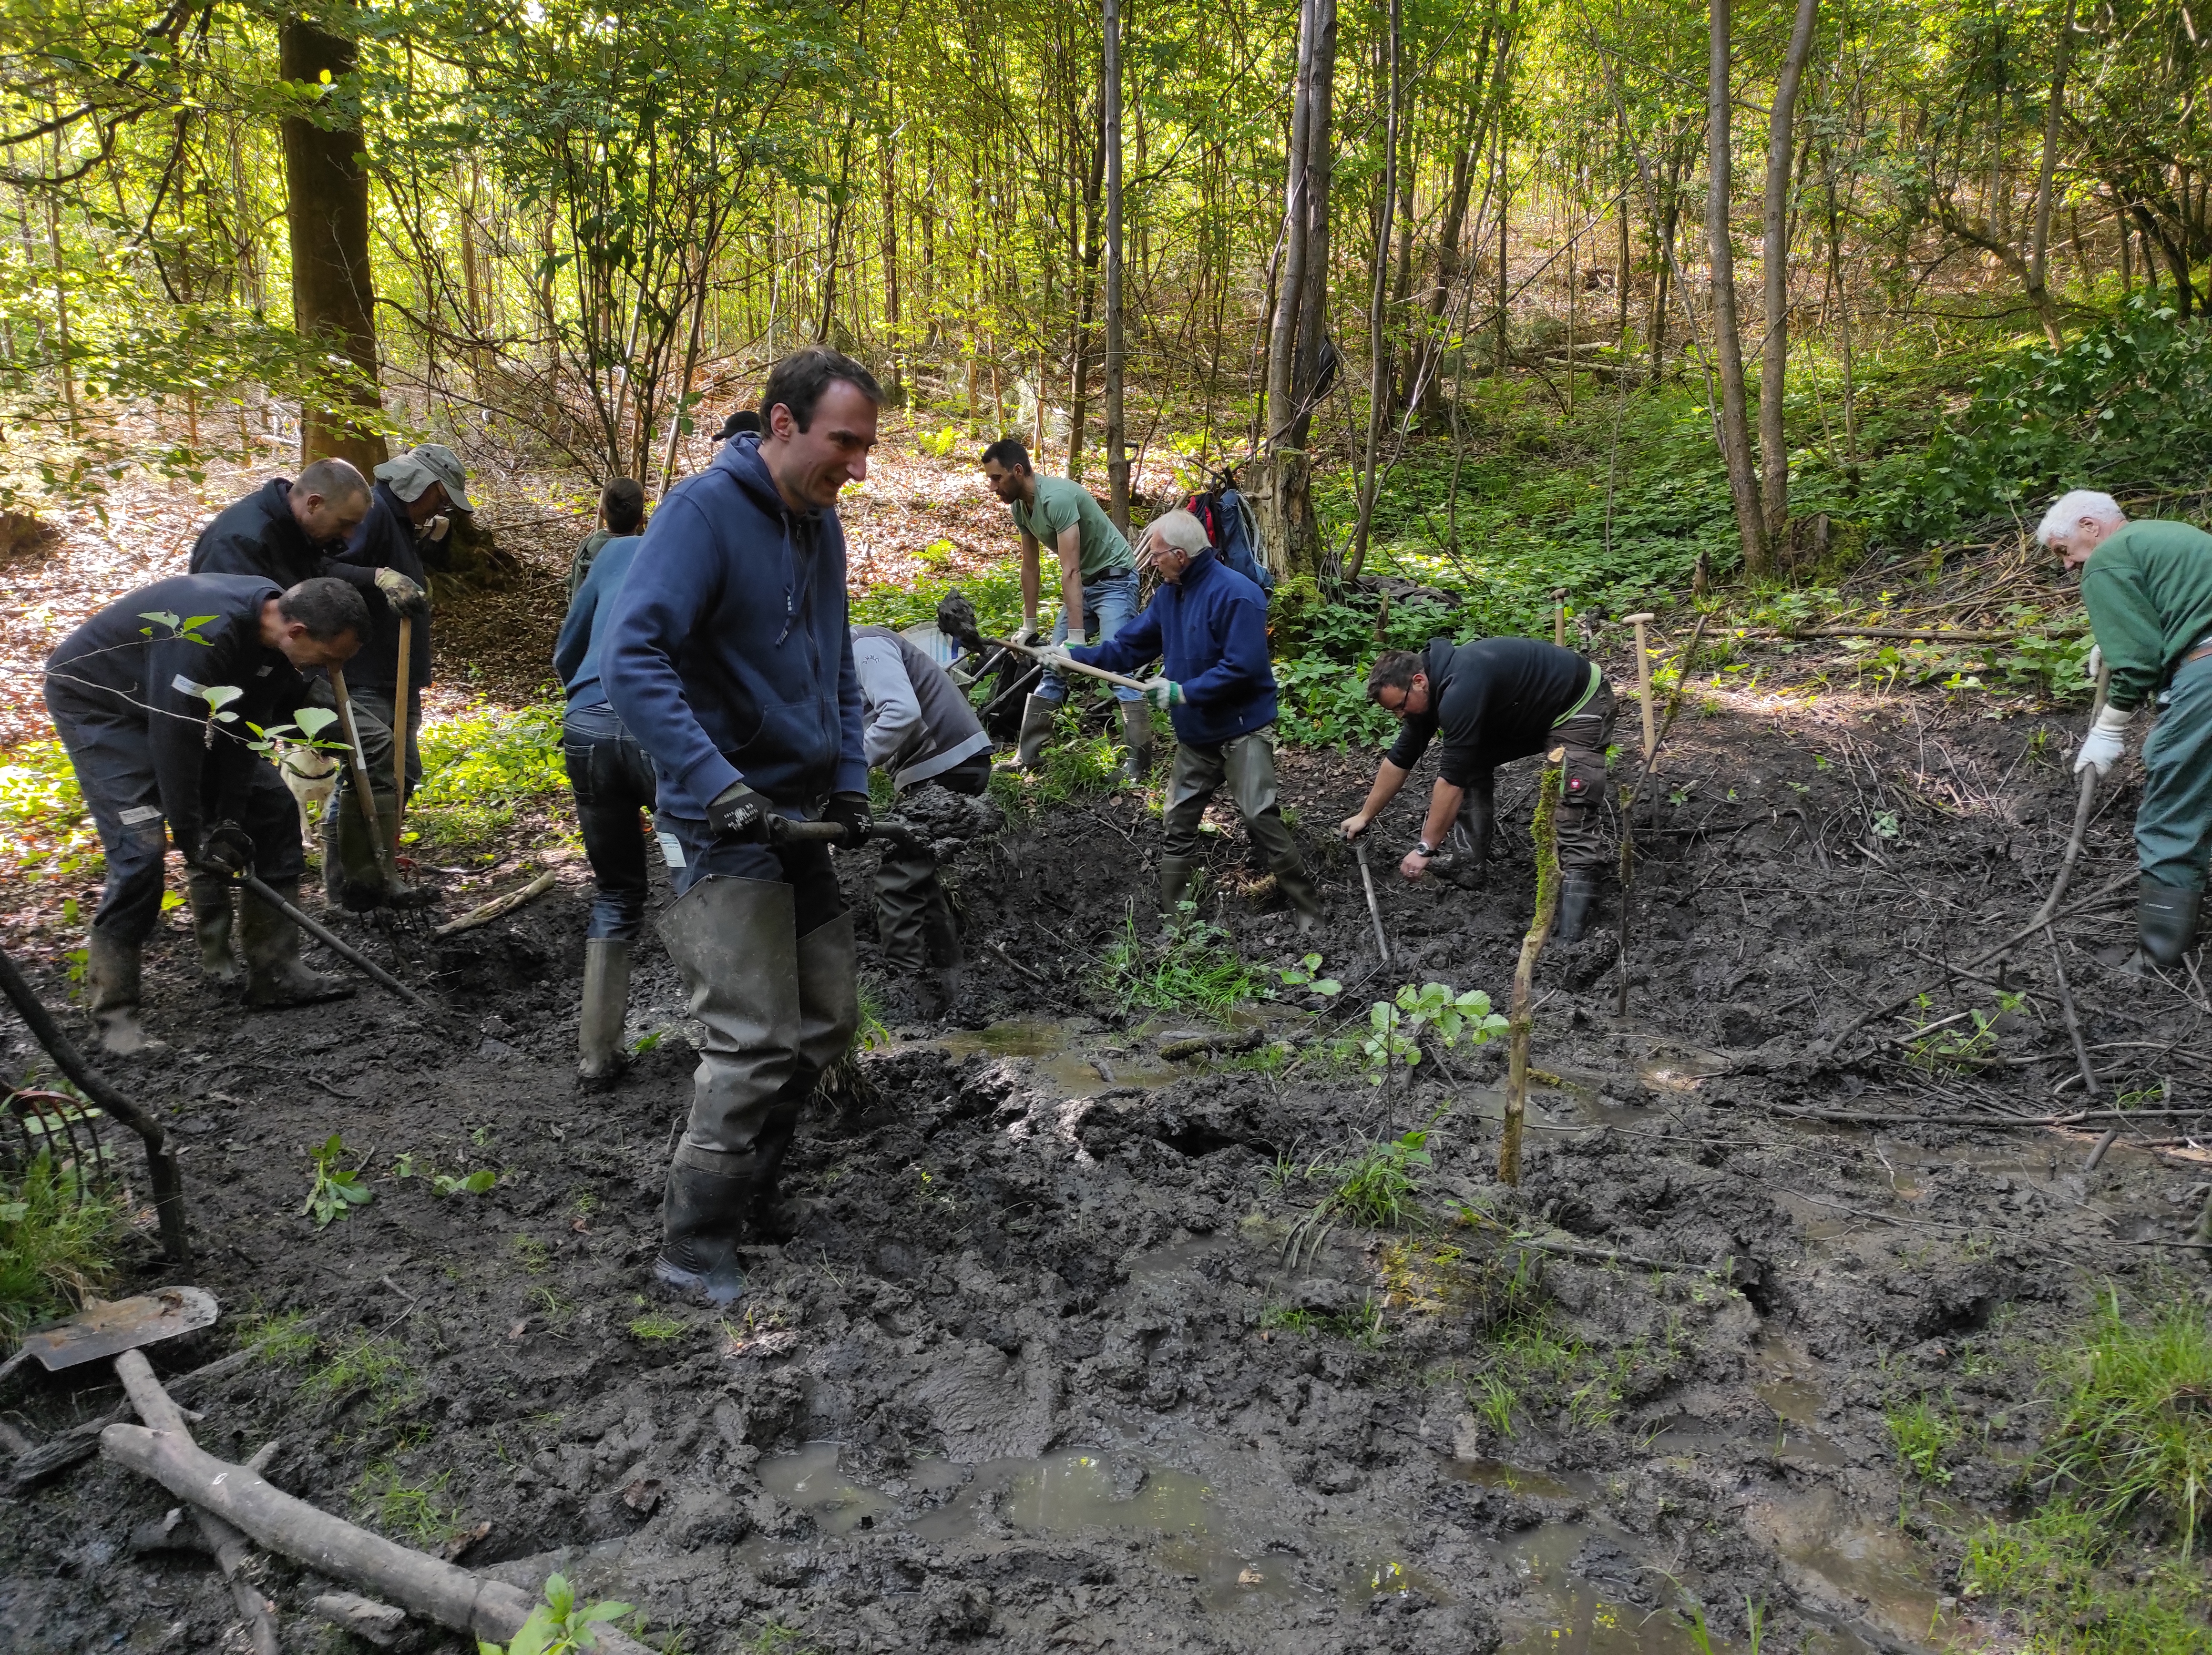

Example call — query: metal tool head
[9,1287,217,1373]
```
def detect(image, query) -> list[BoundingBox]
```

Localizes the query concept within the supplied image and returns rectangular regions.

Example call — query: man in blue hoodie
[1060,509,1322,933]
[603,347,878,1306]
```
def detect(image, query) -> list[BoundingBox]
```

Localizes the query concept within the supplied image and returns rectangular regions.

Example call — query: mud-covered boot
[1554,868,1599,943]
[1436,783,1495,889]
[374,803,436,909]
[85,925,152,1055]
[1119,701,1155,788]
[1159,854,1202,921]
[653,1154,761,1308]
[2134,876,2203,973]
[332,793,390,911]
[185,870,241,988]
[1015,693,1057,770]
[239,879,354,1008]
[577,938,632,1089]
[1270,856,1325,937]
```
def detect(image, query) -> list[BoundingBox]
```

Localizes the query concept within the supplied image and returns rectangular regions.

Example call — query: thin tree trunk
[1345,0,1402,582]
[2026,0,2074,348]
[1706,0,1765,577]
[1103,0,1129,530]
[1757,0,1819,543]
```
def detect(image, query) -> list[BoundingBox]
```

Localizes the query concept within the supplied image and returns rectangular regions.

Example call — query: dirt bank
[2,667,2205,1654]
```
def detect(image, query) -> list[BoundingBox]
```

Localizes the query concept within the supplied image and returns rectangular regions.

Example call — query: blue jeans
[1039,571,1143,705]
[2138,653,2212,891]
[562,700,658,940]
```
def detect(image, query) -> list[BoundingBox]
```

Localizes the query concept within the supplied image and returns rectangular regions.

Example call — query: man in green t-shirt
[981,437,1149,782]
[2039,489,2212,969]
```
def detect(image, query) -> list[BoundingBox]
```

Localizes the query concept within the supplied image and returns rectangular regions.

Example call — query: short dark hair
[761,347,882,433]
[601,477,646,534]
[279,577,372,644]
[1365,650,1423,702]
[295,457,368,502]
[716,409,763,443]
[981,437,1033,473]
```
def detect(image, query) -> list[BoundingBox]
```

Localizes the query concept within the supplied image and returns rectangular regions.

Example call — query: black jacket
[333,482,432,695]
[188,478,378,599]
[1384,637,1596,786]
[43,574,306,855]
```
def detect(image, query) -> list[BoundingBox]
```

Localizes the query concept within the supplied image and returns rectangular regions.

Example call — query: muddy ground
[4,649,2209,1655]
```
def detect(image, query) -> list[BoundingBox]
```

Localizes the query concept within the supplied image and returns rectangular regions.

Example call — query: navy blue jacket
[44,574,303,855]
[553,534,643,710]
[333,482,432,696]
[188,478,378,600]
[1073,549,1277,745]
[601,434,865,815]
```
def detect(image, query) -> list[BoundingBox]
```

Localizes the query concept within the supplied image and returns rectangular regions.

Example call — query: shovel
[0,1286,218,1387]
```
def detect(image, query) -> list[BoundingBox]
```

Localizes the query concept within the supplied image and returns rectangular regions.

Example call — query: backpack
[1183,469,1276,596]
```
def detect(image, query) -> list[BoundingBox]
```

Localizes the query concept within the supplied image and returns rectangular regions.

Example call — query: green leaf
[198,684,243,710]
[1311,979,1342,996]
[0,1201,28,1224]
[138,611,182,631]
[294,706,340,739]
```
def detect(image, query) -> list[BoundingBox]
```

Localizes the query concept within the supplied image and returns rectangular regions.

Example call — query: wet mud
[2,687,2204,1654]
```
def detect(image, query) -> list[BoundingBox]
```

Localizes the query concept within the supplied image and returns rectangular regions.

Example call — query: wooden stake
[329,668,400,888]
[1623,611,1657,760]
[1500,749,1565,1187]
[1552,588,1567,646]
[389,617,412,862]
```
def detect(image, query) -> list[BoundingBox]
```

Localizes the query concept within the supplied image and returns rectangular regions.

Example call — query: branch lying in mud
[432,868,557,938]
[98,1424,654,1654]
[1765,1103,2212,1130]
[1454,1206,1721,1274]
[5,1344,264,1493]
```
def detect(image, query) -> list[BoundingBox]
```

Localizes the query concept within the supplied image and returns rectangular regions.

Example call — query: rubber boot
[576,938,632,1089]
[1270,855,1325,937]
[85,925,151,1055]
[374,803,436,909]
[1160,854,1202,921]
[1119,701,1155,787]
[1555,868,1599,943]
[653,1156,761,1308]
[1437,784,1495,889]
[185,870,241,988]
[1015,694,1057,770]
[240,879,354,1007]
[2134,876,2203,972]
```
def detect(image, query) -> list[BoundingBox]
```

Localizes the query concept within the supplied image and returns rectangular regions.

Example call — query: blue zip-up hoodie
[1072,549,1277,745]
[601,434,865,816]
[553,533,643,710]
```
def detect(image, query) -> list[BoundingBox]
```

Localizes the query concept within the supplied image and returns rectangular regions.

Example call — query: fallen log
[433,868,558,938]
[311,1593,408,1647]
[6,1346,259,1493]
[99,1425,652,1652]
[1158,1028,1264,1062]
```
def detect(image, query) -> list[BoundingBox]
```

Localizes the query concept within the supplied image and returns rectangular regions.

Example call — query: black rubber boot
[1119,701,1155,787]
[1270,856,1325,936]
[240,879,354,1008]
[1437,782,1495,888]
[1159,854,1202,920]
[576,938,632,1089]
[2135,876,2202,972]
[185,870,241,988]
[1555,868,1599,943]
[653,1156,762,1308]
[85,925,152,1055]
[1015,694,1057,770]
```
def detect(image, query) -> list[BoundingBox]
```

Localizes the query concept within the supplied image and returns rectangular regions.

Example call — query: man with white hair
[1051,509,1321,931]
[2038,489,2212,968]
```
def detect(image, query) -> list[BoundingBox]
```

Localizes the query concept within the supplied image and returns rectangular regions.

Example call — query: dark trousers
[873,752,991,974]
[1162,724,1299,867]
[563,701,659,941]
[47,687,305,944]
[1547,678,1617,870]
[653,811,845,930]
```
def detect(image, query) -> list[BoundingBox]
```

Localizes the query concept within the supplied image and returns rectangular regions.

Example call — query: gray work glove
[374,566,429,616]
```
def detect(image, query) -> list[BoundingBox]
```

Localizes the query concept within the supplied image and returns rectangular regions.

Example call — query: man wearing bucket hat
[328,442,474,909]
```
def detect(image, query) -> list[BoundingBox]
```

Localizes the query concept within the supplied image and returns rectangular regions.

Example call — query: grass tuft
[1096,906,1255,1019]
[0,1152,123,1347]
[2044,1292,2212,1555]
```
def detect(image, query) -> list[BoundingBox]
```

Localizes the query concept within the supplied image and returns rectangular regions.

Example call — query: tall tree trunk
[281,19,387,472]
[1345,0,1402,582]
[1258,0,1337,579]
[1706,0,1765,577]
[2025,0,2074,348]
[1757,0,1819,543]
[1103,0,1129,530]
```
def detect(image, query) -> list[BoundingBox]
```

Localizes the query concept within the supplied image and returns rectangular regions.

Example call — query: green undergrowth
[0,1151,123,1348]
[0,739,99,885]
[354,1461,461,1546]
[297,1332,421,1421]
[410,696,571,851]
[1954,1291,2212,1654]
[987,699,1131,815]
[1096,905,1255,1019]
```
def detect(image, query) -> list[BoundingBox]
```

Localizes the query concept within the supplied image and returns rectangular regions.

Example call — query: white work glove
[1037,644,1078,673]
[1065,629,1088,648]
[2086,644,2103,682]
[1142,678,1183,709]
[373,566,429,615]
[1016,621,1043,648]
[2073,703,2134,776]
[421,513,451,544]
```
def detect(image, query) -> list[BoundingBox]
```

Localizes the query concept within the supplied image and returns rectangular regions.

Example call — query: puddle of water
[935,1018,1182,1098]
[1749,1482,1946,1649]
[1444,1458,1593,1501]
[757,1442,898,1536]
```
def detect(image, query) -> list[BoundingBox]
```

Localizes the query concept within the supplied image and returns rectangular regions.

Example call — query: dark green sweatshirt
[2079,520,2212,711]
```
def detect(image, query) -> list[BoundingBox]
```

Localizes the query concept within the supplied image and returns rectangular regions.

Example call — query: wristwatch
[1413,840,1437,858]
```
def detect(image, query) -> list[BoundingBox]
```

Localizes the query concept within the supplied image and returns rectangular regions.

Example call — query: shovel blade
[16,1287,218,1372]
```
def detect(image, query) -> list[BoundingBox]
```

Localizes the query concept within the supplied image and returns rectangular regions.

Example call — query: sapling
[476,1571,634,1655]
[302,1133,373,1228]
[1359,982,1506,1089]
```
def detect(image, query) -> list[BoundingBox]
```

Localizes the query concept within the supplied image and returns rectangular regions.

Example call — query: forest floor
[4,436,2211,1655]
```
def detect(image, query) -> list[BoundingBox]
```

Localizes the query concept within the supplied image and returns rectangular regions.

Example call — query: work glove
[373,566,429,615]
[2086,644,2103,683]
[1015,621,1043,648]
[706,781,769,842]
[197,820,255,875]
[1065,629,1088,648]
[2072,703,2134,777]
[823,790,872,845]
[1036,644,1079,674]
[1142,678,1183,710]
[421,514,451,545]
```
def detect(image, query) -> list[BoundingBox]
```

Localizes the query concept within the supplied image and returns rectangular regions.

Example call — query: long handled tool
[767,817,924,849]
[2034,660,2113,929]
[1002,638,1158,695]
[0,1287,217,1387]
[328,667,401,889]
[1352,838,1392,963]
[235,871,434,1012]
[389,616,412,863]
[1623,611,1658,761]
